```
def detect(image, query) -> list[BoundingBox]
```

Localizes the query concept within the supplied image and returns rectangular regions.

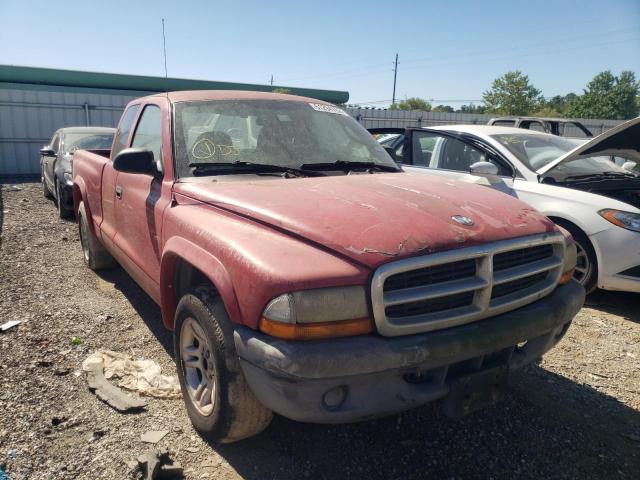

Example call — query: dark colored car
[40,127,115,218]
[487,117,593,138]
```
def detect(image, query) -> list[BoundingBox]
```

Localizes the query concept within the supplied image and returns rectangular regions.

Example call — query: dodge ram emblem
[452,215,474,226]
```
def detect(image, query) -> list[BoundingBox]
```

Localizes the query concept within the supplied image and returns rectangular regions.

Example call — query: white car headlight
[260,286,372,340]
[599,209,640,233]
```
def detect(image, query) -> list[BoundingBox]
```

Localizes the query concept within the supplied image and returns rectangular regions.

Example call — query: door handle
[115,185,123,200]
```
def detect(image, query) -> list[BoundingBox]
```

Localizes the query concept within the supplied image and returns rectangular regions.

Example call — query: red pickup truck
[72,90,584,442]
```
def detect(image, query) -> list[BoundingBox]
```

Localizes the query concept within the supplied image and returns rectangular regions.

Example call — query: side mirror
[622,161,637,172]
[469,161,499,176]
[40,146,55,157]
[113,148,157,175]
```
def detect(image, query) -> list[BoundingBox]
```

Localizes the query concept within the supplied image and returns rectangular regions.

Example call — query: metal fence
[345,108,623,136]
[0,83,626,176]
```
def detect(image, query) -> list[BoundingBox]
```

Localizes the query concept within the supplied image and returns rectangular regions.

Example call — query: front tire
[56,179,73,219]
[77,201,116,270]
[555,221,598,293]
[42,172,52,198]
[174,286,272,443]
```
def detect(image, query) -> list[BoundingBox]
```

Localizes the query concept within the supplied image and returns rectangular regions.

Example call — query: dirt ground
[0,180,639,480]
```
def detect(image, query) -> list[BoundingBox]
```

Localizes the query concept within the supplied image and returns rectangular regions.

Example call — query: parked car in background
[487,117,593,138]
[72,90,583,442]
[372,118,640,293]
[40,127,115,218]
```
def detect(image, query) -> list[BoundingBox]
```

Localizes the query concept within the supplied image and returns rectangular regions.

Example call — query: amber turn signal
[259,317,373,340]
[559,268,575,285]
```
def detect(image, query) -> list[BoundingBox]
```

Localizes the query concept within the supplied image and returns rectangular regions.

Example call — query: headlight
[556,226,577,285]
[599,209,640,233]
[259,286,372,340]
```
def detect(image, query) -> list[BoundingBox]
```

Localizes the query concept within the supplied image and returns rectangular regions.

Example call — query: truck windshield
[174,100,397,177]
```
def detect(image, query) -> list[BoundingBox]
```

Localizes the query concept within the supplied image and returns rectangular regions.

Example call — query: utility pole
[270,74,274,86]
[392,53,398,105]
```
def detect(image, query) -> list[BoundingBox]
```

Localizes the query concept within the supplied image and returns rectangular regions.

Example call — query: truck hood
[537,117,640,178]
[174,173,556,268]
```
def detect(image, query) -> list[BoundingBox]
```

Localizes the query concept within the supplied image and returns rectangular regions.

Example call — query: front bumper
[590,228,640,292]
[234,280,585,423]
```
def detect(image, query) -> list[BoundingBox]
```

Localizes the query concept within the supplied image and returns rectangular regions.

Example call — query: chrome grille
[371,234,565,336]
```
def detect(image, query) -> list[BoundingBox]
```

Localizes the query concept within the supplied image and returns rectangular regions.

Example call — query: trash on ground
[9,185,22,191]
[0,467,8,480]
[0,320,22,332]
[141,430,170,444]
[83,350,181,399]
[82,354,147,413]
[136,448,183,480]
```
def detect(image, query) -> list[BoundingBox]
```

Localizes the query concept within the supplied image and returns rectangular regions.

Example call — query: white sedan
[372,119,640,293]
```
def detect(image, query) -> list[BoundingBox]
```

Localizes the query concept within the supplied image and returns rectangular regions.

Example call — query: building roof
[0,65,349,104]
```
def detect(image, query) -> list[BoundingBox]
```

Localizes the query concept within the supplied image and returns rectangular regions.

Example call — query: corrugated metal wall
[0,83,145,176]
[0,82,626,176]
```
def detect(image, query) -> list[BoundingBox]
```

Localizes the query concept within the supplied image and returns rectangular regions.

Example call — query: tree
[482,71,543,115]
[457,104,486,114]
[272,88,292,94]
[432,105,454,113]
[389,97,432,111]
[567,71,639,120]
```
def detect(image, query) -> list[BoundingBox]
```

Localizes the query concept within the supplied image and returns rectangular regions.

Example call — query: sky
[0,0,638,107]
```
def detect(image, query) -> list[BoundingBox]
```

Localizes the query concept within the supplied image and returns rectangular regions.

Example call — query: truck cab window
[112,105,141,158]
[131,105,162,166]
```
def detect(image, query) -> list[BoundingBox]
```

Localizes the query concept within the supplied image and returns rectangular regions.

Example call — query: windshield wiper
[189,161,325,177]
[299,160,401,173]
[563,171,638,182]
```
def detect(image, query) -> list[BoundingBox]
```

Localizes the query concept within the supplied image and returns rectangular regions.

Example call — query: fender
[160,236,242,330]
[72,177,99,238]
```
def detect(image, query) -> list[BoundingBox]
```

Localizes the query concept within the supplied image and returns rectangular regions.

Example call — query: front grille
[384,259,476,291]
[371,234,565,336]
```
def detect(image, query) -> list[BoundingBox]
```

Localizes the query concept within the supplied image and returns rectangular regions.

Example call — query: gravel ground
[0,180,639,480]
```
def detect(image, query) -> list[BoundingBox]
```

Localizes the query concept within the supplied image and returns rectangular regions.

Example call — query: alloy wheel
[573,239,592,286]
[180,317,217,416]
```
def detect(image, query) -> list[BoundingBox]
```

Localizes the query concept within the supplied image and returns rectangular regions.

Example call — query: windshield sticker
[191,138,239,159]
[308,103,348,116]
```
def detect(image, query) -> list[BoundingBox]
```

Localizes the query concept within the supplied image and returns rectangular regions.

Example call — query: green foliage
[390,97,432,111]
[482,71,543,115]
[272,88,292,95]
[457,104,487,114]
[432,105,454,113]
[567,71,639,120]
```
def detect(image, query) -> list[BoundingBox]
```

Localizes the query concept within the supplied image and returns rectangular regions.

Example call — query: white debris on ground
[82,350,181,399]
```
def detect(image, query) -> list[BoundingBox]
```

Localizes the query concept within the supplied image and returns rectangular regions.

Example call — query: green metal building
[0,65,349,176]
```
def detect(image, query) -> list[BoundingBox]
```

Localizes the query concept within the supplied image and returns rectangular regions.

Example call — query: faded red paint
[73,91,558,331]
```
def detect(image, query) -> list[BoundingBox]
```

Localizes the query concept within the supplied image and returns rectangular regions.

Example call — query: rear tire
[77,201,116,270]
[174,286,273,443]
[554,220,598,293]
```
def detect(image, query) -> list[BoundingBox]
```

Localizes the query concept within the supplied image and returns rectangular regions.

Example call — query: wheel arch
[160,237,241,331]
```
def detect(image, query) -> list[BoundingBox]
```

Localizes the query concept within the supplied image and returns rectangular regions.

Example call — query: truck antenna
[162,18,169,97]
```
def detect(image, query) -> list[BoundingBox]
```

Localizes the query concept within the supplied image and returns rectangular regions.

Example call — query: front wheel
[174,286,272,443]
[56,179,73,219]
[42,172,52,198]
[556,221,598,293]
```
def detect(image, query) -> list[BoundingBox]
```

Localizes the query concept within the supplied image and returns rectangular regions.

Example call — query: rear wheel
[174,286,273,443]
[77,201,116,270]
[554,220,598,293]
